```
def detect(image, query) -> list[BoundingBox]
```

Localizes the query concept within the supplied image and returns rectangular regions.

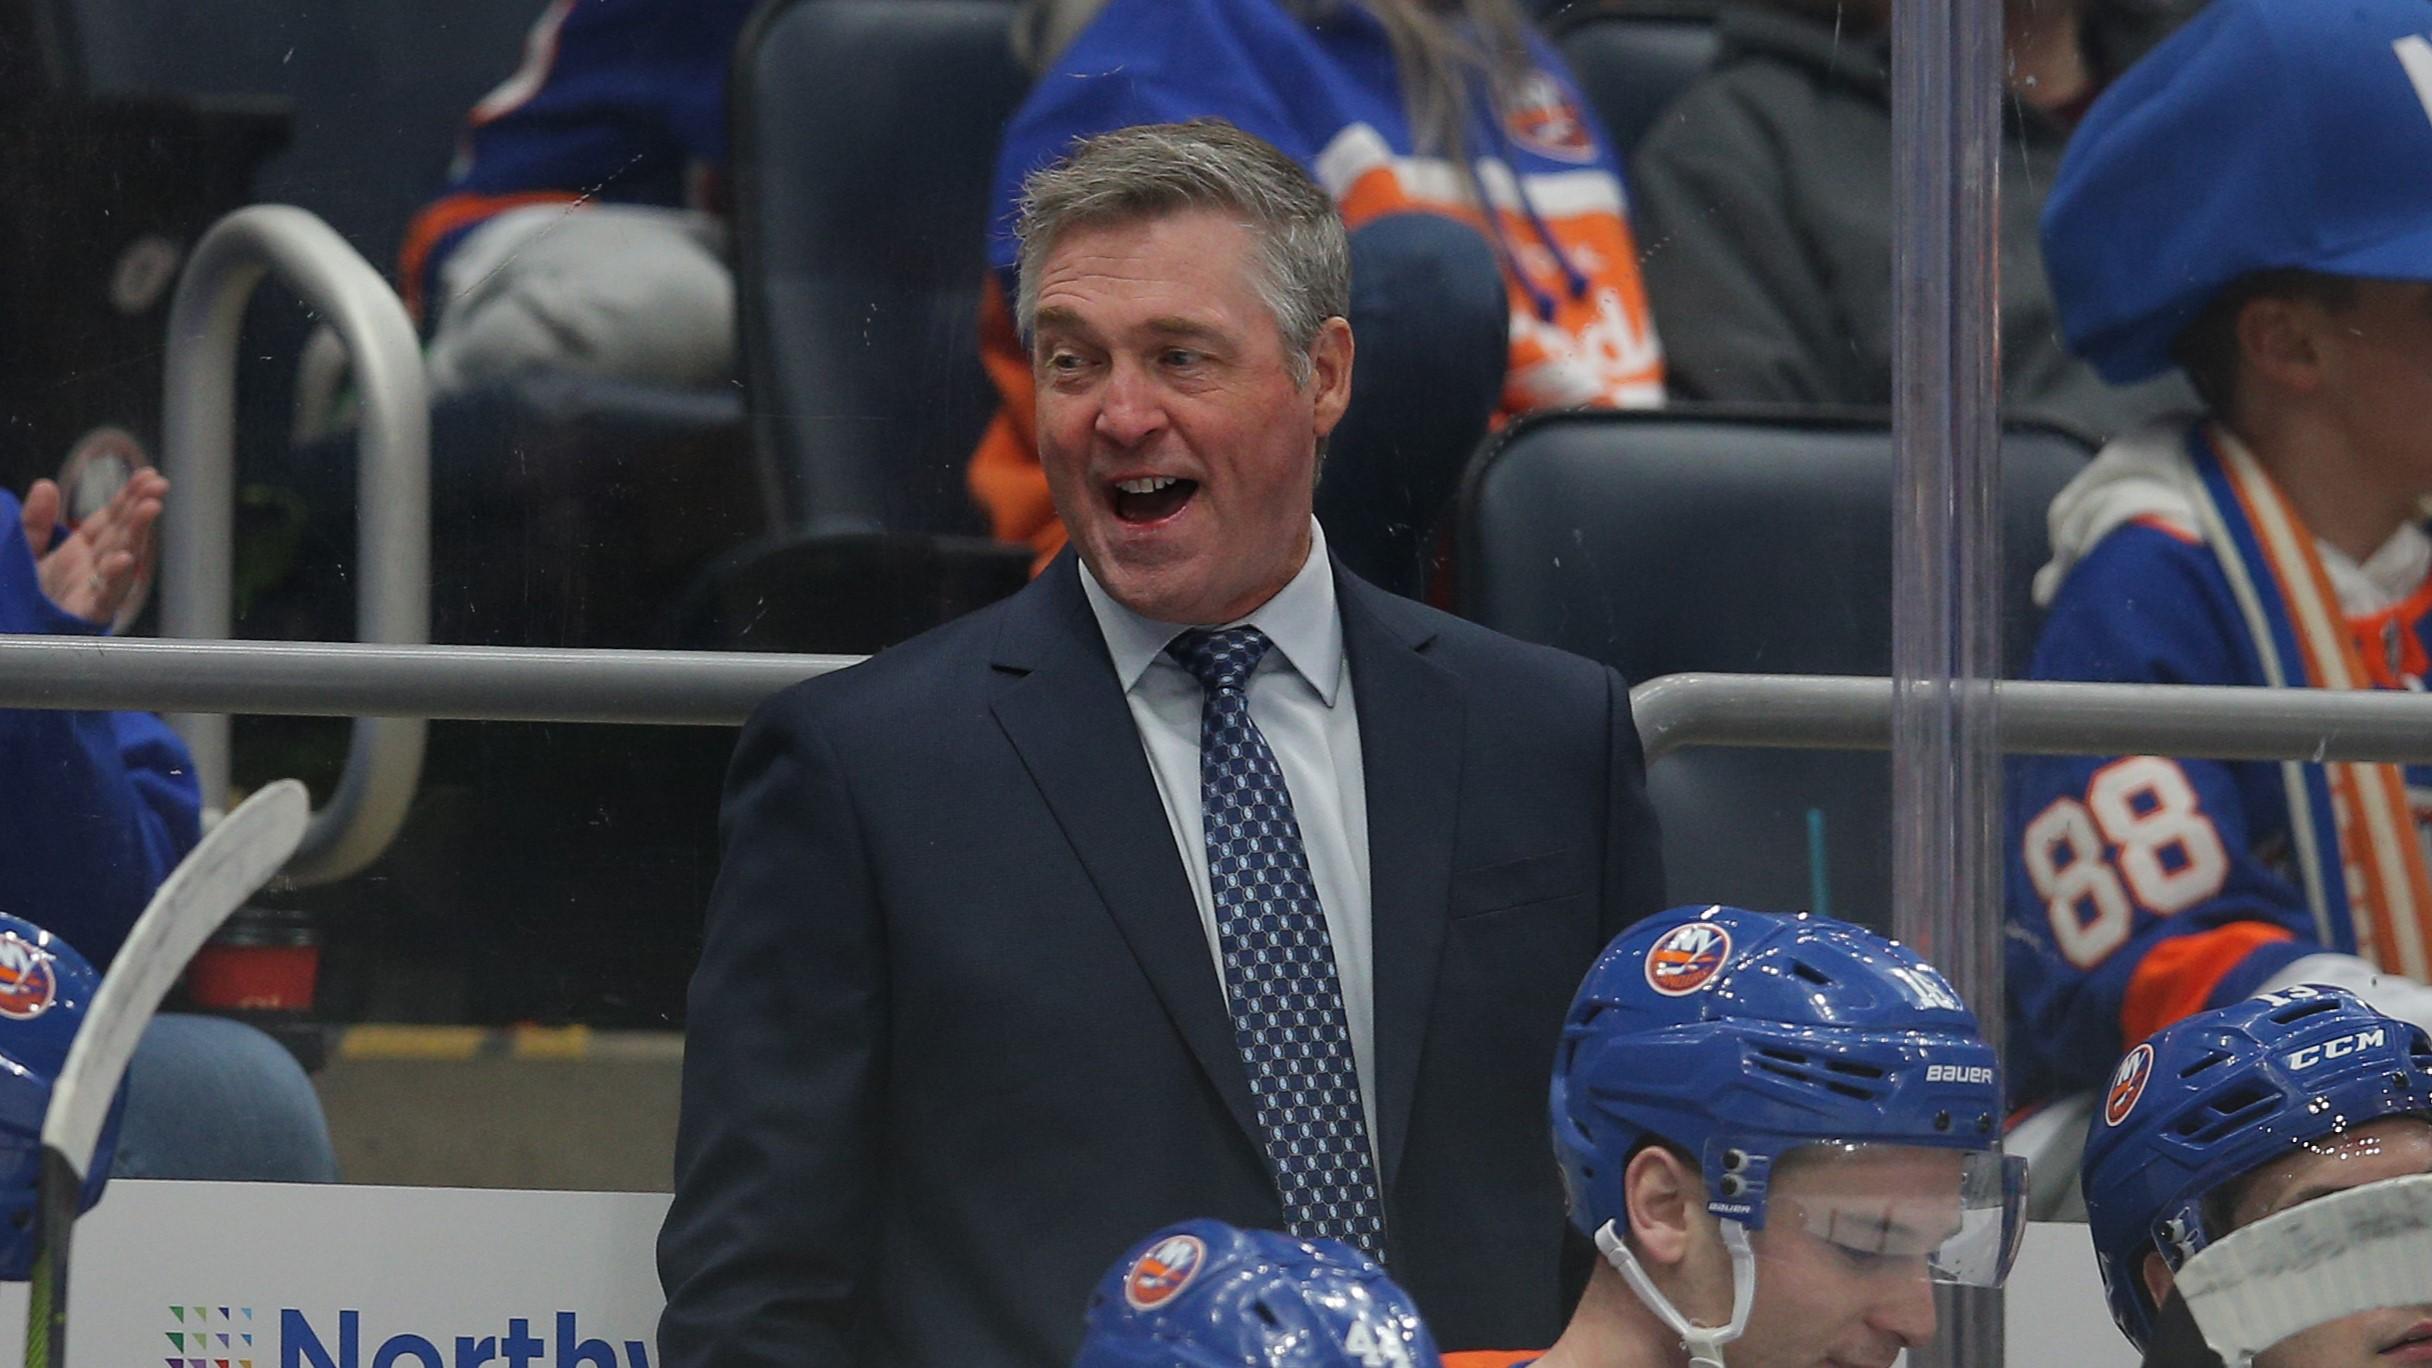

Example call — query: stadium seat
[713,0,1034,652]
[732,0,1030,537]
[1456,407,2094,927]
[1548,3,1721,160]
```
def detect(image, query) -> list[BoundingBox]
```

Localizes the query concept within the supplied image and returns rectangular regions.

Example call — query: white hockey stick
[2177,1172,2432,1367]
[23,778,310,1368]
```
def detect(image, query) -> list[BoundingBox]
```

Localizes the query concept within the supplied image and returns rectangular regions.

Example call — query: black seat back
[732,0,1028,535]
[1550,6,1720,160]
[1458,407,2093,927]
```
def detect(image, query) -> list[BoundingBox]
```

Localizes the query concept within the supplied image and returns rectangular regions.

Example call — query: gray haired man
[658,119,1665,1368]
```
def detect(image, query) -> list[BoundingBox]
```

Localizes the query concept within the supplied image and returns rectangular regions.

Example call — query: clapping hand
[19,469,167,625]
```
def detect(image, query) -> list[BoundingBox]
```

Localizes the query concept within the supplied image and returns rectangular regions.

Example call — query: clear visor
[1764,1142,2027,1288]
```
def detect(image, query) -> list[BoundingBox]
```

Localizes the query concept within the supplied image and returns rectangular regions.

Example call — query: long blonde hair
[1348,0,1538,165]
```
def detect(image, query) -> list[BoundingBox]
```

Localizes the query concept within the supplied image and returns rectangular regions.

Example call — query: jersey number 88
[2024,755,2231,968]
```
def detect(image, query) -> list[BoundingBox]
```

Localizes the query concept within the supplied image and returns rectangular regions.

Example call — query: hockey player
[2081,985,2432,1368]
[1072,1218,1441,1368]
[1442,905,2025,1368]
[2007,0,2432,1111]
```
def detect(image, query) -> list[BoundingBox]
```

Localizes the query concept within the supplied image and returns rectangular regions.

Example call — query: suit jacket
[657,553,1665,1367]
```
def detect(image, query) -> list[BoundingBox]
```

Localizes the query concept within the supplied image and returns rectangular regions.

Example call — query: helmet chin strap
[1595,1217,1758,1368]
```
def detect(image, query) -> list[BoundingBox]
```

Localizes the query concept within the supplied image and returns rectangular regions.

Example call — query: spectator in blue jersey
[399,0,752,397]
[1631,0,2198,440]
[4,470,338,1182]
[2004,0,2432,1125]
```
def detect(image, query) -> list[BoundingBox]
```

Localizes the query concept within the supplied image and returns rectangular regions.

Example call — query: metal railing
[12,640,2432,770]
[0,637,850,727]
[159,205,431,887]
[1627,673,2432,766]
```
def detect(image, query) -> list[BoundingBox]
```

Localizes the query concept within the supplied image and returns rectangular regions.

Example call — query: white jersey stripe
[2392,34,2432,129]
[470,0,576,128]
[1312,123,1627,218]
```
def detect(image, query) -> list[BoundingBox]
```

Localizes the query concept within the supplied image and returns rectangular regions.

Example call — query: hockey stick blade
[40,779,309,1181]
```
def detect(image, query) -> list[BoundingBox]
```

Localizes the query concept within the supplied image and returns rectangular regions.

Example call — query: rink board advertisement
[0,1182,666,1368]
[0,1182,2136,1368]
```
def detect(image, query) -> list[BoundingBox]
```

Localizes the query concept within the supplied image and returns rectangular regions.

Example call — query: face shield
[2172,1172,2432,1368]
[1763,1141,2028,1288]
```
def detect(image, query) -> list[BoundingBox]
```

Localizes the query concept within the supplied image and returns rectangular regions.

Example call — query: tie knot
[1168,626,1272,695]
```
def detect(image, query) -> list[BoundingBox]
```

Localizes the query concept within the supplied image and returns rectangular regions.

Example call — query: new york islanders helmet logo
[0,935,57,1021]
[1645,922,1733,996]
[1123,1234,1207,1311]
[1504,72,1597,164]
[2105,1043,2155,1126]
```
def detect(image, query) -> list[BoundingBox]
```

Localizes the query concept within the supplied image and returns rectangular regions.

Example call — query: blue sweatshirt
[0,489,200,966]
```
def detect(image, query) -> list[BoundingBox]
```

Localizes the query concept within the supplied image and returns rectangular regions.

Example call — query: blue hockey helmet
[0,914,122,1279]
[1073,1220,1442,1368]
[2081,985,2432,1353]
[1550,906,2023,1285]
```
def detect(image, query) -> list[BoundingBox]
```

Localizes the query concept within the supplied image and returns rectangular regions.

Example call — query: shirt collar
[2320,521,2432,618]
[1079,518,1345,705]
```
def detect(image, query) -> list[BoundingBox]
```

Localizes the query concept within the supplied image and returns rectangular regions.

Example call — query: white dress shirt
[1079,519,1379,1159]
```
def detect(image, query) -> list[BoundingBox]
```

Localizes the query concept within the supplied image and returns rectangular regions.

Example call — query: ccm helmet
[2081,985,2432,1353]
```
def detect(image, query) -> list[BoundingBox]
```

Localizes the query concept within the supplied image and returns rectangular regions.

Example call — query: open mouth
[1109,475,1198,525]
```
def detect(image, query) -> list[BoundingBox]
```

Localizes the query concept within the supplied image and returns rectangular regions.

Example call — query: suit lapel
[988,557,1264,1146]
[1338,569,1463,1197]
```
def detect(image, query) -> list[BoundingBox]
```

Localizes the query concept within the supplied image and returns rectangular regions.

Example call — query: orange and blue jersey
[396,0,748,321]
[2006,420,2432,1105]
[967,0,1666,565]
[1440,1353,1538,1368]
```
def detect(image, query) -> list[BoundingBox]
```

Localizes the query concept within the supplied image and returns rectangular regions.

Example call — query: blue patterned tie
[1167,626,1386,1256]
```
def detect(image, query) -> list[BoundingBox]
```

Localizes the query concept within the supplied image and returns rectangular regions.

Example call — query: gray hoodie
[1630,1,2198,440]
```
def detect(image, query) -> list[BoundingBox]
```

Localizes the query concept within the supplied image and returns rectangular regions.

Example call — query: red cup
[185,907,320,1014]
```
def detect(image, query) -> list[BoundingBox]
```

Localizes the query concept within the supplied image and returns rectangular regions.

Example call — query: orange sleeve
[2120,921,2299,1047]
[966,274,1068,573]
[1440,1353,1540,1368]
[395,189,581,323]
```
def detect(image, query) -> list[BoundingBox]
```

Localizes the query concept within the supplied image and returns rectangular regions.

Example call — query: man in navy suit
[656,119,1666,1368]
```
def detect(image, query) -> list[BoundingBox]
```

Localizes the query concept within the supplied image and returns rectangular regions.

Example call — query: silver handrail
[14,644,2432,770]
[159,205,431,886]
[1631,672,2432,764]
[0,637,851,725]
